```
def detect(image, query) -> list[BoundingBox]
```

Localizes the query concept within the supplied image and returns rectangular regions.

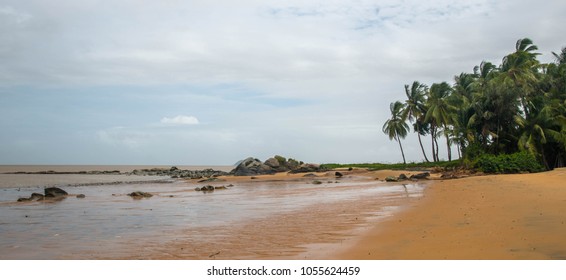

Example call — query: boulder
[289,164,325,174]
[30,193,45,201]
[44,187,68,198]
[385,176,398,182]
[230,157,276,176]
[264,157,280,168]
[335,172,343,178]
[398,174,408,181]
[128,191,153,198]
[410,172,430,180]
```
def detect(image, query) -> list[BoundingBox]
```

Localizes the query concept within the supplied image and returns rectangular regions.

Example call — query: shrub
[474,152,545,174]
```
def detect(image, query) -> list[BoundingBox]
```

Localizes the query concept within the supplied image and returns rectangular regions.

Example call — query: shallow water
[0,175,424,259]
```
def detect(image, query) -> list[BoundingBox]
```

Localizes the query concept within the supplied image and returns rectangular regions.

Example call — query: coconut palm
[425,82,455,161]
[383,101,410,164]
[402,81,430,162]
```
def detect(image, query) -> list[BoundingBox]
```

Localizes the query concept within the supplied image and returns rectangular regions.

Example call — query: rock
[410,172,430,180]
[17,197,31,202]
[214,186,227,190]
[385,176,398,182]
[230,157,276,176]
[303,173,318,177]
[289,164,326,174]
[30,193,45,201]
[264,157,280,168]
[76,194,86,199]
[398,174,408,181]
[128,191,153,198]
[44,187,68,197]
[335,172,343,178]
[312,180,323,184]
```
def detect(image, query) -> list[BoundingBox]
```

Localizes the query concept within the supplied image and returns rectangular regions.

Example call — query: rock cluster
[128,167,228,179]
[384,172,431,182]
[230,156,327,176]
[194,184,234,192]
[17,187,70,202]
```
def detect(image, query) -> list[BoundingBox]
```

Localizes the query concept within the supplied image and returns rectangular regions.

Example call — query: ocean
[0,165,424,259]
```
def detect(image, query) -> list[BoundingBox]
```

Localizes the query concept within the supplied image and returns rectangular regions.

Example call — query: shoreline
[333,168,566,260]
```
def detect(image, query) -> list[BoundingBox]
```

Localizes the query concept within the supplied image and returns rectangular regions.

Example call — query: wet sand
[0,169,424,259]
[335,168,566,260]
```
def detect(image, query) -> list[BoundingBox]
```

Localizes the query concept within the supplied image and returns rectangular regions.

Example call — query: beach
[1,166,565,260]
[335,168,566,260]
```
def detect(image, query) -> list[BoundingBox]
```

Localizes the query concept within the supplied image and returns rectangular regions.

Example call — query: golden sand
[335,168,566,260]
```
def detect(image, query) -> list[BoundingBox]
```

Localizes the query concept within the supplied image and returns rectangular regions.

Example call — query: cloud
[160,115,200,125]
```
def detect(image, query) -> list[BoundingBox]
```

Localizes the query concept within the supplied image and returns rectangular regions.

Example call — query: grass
[320,160,461,171]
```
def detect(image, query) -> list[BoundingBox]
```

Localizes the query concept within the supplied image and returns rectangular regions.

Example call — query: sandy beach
[335,168,566,260]
[2,166,565,260]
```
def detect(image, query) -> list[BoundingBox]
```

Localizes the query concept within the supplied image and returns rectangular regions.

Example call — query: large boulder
[44,187,68,198]
[264,157,280,169]
[230,157,276,176]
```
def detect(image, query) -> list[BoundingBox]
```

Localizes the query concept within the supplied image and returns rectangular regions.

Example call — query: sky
[1,0,565,165]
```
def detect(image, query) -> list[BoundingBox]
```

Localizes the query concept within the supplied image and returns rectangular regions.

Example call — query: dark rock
[312,180,323,185]
[410,172,430,180]
[76,194,86,199]
[385,176,398,182]
[44,187,68,197]
[214,186,227,190]
[335,172,343,178]
[17,197,31,202]
[230,157,276,176]
[128,191,153,198]
[398,174,408,181]
[30,193,45,201]
[303,173,318,177]
[289,164,326,174]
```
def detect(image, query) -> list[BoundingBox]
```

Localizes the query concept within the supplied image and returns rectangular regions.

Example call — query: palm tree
[402,81,430,162]
[383,101,410,164]
[426,82,455,161]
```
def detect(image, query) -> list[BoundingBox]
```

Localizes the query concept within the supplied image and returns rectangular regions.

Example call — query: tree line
[383,38,566,170]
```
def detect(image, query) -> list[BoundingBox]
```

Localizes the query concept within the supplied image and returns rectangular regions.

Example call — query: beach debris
[385,176,398,182]
[44,187,68,197]
[127,191,153,198]
[335,171,343,178]
[410,172,431,180]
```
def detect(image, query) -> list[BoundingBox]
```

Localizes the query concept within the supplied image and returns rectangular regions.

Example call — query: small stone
[76,194,86,199]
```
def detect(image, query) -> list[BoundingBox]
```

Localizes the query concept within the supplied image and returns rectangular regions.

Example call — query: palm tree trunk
[417,132,430,162]
[445,133,452,161]
[431,126,437,162]
[396,135,407,165]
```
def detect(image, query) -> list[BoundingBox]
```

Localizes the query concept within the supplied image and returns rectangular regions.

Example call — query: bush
[474,152,545,174]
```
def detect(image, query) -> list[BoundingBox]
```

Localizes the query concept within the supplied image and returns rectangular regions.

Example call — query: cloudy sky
[1,0,565,165]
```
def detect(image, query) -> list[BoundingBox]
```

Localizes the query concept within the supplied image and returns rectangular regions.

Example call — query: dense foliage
[383,38,566,172]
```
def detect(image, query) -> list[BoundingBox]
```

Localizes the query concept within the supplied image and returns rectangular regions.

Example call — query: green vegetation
[321,160,458,171]
[474,152,545,174]
[383,38,566,172]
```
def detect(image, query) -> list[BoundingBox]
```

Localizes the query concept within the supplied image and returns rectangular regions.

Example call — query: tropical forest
[383,38,566,172]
